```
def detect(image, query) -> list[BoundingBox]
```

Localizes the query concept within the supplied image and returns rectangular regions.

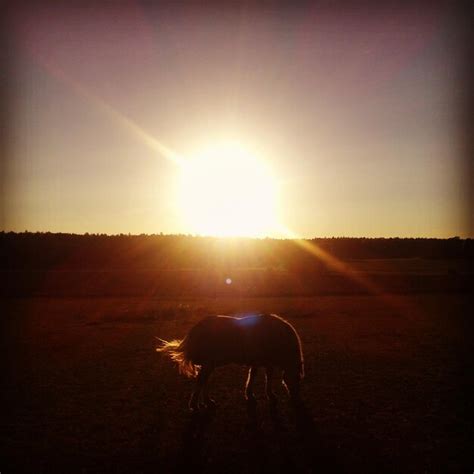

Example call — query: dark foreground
[1,294,472,473]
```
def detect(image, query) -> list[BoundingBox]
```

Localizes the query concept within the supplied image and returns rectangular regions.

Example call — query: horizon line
[0,230,470,241]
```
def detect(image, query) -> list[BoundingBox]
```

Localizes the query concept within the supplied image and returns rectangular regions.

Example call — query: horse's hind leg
[189,365,213,411]
[202,367,216,408]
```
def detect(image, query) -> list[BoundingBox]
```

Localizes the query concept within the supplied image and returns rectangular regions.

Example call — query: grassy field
[1,294,471,473]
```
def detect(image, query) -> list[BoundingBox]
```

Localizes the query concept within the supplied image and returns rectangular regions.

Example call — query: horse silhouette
[157,313,304,412]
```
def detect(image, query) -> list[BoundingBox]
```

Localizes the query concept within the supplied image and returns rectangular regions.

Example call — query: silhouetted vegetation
[1,232,472,271]
[1,232,472,297]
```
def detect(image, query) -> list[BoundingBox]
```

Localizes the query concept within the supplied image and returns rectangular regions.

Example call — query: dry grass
[1,294,471,473]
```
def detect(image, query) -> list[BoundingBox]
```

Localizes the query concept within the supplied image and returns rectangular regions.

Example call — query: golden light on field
[177,141,279,237]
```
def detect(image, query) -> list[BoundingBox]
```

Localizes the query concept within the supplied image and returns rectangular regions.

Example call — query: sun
[177,141,279,237]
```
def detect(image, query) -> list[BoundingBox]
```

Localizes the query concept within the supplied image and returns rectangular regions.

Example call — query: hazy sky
[3,2,470,237]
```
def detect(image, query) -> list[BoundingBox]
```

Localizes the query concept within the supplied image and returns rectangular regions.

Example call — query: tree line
[1,232,471,271]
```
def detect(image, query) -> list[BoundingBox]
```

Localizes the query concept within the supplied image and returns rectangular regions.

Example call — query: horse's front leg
[245,366,258,402]
[189,365,213,411]
[283,368,303,409]
[265,366,277,404]
[245,366,258,424]
[283,368,312,430]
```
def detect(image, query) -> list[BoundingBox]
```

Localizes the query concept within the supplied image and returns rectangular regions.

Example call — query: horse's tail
[156,337,199,378]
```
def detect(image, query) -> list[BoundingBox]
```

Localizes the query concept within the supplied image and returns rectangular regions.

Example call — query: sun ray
[278,224,421,317]
[27,51,186,168]
[279,224,383,295]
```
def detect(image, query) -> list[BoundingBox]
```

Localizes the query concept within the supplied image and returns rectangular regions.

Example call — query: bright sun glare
[178,141,279,237]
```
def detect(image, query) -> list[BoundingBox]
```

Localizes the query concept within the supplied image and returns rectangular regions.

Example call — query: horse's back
[185,315,243,364]
[185,313,302,369]
[241,314,302,367]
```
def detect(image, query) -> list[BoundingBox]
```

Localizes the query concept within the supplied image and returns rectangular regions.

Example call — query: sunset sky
[3,2,470,238]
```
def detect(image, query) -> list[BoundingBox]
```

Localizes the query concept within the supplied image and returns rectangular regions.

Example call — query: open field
[1,293,471,473]
[2,257,471,298]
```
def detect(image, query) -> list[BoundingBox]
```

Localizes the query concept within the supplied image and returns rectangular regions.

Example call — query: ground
[1,294,472,473]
